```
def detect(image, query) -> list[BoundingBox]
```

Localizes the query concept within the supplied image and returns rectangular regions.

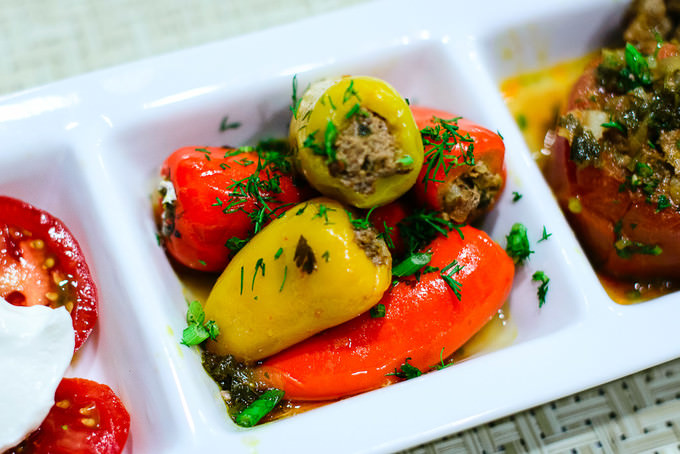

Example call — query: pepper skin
[157,146,308,272]
[256,225,514,401]
[203,198,392,363]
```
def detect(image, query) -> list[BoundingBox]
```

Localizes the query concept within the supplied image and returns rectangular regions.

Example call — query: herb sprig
[420,117,475,192]
[181,301,219,346]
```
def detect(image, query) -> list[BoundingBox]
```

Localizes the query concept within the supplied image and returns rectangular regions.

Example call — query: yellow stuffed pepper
[290,76,423,208]
[203,198,392,363]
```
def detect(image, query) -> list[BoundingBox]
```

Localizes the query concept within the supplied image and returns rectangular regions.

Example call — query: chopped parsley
[624,42,652,86]
[601,120,626,134]
[387,358,422,380]
[657,195,671,212]
[613,219,663,258]
[531,271,550,308]
[370,303,386,318]
[538,226,552,242]
[512,191,523,202]
[181,301,219,346]
[505,223,533,264]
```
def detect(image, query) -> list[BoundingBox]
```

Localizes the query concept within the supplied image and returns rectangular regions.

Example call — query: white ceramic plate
[3,0,676,452]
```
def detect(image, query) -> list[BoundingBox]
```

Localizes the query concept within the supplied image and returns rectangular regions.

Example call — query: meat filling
[440,162,504,224]
[329,111,409,195]
[353,226,390,266]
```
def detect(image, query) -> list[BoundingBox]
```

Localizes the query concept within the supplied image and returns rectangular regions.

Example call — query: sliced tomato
[157,146,312,272]
[0,196,97,350]
[410,106,506,224]
[8,378,130,454]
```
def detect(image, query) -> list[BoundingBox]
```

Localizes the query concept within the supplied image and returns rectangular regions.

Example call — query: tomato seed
[43,257,55,269]
[80,418,97,428]
[79,403,96,416]
[30,239,44,249]
[45,292,59,302]
[56,400,70,409]
[65,301,74,313]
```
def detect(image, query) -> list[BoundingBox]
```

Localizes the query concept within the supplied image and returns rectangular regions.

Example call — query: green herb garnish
[420,117,475,193]
[441,259,464,300]
[370,303,386,318]
[625,42,652,86]
[601,121,626,133]
[290,75,301,119]
[392,252,432,277]
[538,226,552,242]
[532,271,550,308]
[219,116,241,132]
[181,301,219,346]
[657,195,671,212]
[234,389,285,427]
[387,358,422,380]
[397,209,463,255]
[431,347,454,370]
[251,258,265,291]
[280,265,287,292]
[505,223,533,264]
[512,191,522,202]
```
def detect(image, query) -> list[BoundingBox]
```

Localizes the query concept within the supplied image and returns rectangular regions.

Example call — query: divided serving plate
[1,0,675,452]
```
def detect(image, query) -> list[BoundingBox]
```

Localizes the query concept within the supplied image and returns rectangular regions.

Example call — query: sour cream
[0,297,74,451]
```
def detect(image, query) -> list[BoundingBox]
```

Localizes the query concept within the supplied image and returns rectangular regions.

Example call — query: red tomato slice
[7,378,130,454]
[0,196,97,351]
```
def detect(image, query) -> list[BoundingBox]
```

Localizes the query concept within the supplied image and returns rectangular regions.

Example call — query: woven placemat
[3,1,680,453]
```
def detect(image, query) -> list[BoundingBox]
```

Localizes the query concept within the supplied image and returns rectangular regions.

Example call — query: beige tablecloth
[3,1,680,452]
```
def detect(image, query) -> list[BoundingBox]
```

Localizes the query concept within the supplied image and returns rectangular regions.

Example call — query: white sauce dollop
[0,297,74,451]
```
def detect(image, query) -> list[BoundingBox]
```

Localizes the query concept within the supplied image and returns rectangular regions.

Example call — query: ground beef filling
[352,226,390,266]
[624,0,680,54]
[329,111,409,194]
[440,162,503,224]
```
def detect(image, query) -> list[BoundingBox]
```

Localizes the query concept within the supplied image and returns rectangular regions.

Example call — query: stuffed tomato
[289,76,423,209]
[546,41,680,279]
